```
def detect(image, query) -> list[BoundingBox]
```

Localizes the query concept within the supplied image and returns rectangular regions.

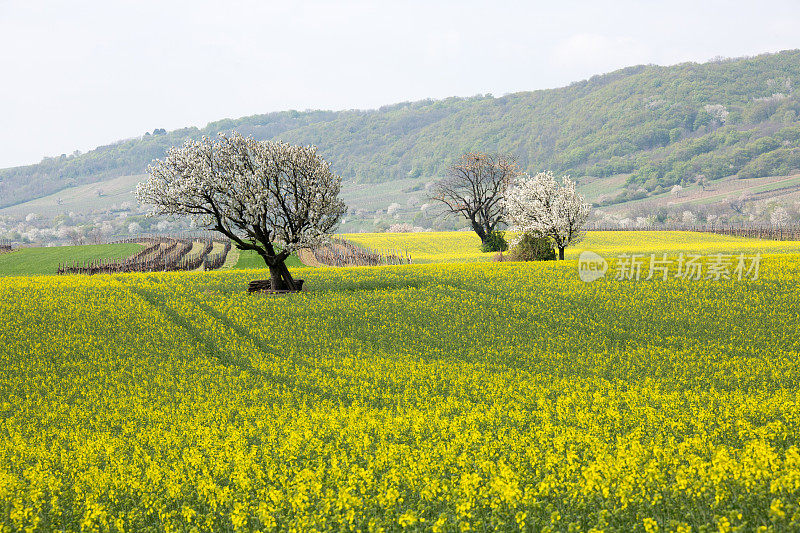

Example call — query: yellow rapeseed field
[345,230,800,263]
[1,232,799,532]
[344,231,494,263]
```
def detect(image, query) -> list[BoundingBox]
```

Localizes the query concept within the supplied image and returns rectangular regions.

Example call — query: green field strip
[0,243,143,276]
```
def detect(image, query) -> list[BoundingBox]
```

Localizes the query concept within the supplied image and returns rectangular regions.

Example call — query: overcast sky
[2,0,800,169]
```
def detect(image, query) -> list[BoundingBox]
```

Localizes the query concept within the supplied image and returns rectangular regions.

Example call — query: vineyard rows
[312,237,411,267]
[590,223,800,241]
[56,236,231,275]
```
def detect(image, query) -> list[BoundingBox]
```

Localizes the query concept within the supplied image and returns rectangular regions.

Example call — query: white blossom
[503,171,590,259]
[703,104,729,124]
[771,207,791,227]
[387,223,425,233]
[136,132,346,289]
[137,133,346,255]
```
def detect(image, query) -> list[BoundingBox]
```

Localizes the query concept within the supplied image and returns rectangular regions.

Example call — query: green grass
[750,173,800,193]
[575,173,630,201]
[0,243,143,276]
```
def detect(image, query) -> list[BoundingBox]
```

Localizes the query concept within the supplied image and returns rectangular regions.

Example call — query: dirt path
[221,245,239,269]
[297,248,322,267]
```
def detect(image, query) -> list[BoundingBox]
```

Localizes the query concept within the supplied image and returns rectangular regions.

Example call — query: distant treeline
[4,50,800,208]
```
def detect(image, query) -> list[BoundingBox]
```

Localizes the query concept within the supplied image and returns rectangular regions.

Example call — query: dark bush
[481,231,508,252]
[509,233,556,261]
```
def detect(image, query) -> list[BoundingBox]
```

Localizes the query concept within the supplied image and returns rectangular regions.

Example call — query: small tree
[137,133,346,290]
[771,206,791,227]
[504,171,590,260]
[430,152,521,247]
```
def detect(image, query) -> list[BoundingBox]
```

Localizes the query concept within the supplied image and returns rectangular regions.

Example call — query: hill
[3,50,800,211]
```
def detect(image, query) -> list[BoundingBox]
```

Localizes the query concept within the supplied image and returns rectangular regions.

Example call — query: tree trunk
[471,219,488,243]
[558,247,565,260]
[268,260,297,291]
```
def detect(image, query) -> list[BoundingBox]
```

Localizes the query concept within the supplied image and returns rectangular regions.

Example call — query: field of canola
[1,232,800,532]
[344,230,800,263]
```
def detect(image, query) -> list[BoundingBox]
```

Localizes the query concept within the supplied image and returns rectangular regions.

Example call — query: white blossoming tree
[771,206,791,227]
[504,171,590,260]
[137,133,346,290]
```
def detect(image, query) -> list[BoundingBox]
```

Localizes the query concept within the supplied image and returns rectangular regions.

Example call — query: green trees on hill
[4,50,800,209]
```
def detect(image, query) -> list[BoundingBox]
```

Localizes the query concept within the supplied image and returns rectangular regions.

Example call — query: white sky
[2,0,800,169]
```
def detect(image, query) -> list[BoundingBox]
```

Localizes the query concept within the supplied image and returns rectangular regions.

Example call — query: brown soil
[297,249,323,267]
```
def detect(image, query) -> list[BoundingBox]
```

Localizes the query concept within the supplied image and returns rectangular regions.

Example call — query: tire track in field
[129,286,249,371]
[128,285,353,404]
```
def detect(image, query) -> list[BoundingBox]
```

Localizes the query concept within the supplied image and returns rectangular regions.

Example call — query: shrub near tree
[480,231,508,253]
[508,233,556,261]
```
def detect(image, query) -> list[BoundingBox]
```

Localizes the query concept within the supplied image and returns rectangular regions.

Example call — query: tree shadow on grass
[128,286,383,407]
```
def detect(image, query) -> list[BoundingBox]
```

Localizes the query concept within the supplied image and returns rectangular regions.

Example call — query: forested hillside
[3,50,800,209]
